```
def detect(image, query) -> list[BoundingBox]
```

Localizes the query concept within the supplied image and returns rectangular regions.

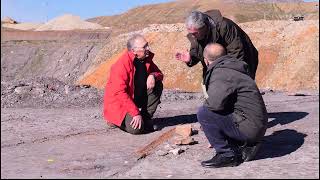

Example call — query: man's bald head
[203,43,226,63]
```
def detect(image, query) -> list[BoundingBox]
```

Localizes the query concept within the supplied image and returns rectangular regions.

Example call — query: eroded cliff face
[1,40,105,85]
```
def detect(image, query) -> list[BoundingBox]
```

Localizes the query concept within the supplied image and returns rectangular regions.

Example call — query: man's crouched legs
[120,113,145,134]
[121,81,163,134]
[143,81,163,131]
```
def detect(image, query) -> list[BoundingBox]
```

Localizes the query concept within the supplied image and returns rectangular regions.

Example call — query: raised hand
[146,74,155,91]
[175,50,191,63]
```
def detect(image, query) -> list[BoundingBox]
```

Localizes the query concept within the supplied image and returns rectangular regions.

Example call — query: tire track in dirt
[1,128,113,148]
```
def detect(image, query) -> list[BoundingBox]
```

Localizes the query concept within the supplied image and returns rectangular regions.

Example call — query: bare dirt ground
[1,87,319,178]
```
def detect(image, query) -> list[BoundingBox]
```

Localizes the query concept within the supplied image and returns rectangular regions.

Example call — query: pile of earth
[35,14,105,31]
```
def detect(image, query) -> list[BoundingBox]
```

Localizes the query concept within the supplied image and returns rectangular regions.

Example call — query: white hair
[127,34,145,50]
[185,11,207,29]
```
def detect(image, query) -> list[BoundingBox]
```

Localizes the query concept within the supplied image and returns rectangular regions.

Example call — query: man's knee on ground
[122,113,145,135]
[126,127,144,135]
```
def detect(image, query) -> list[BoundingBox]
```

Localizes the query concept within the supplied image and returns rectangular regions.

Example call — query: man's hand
[130,115,143,129]
[175,50,191,63]
[147,74,156,91]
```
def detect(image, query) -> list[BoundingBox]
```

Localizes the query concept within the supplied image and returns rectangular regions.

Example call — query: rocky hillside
[88,0,319,35]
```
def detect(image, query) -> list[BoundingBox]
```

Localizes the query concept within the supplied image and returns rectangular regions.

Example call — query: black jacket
[204,55,267,142]
[187,10,258,80]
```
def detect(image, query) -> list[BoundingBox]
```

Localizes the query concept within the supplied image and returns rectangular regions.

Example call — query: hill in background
[87,0,319,35]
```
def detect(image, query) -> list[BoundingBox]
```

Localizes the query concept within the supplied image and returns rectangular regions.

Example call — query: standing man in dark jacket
[175,10,258,80]
[197,43,267,168]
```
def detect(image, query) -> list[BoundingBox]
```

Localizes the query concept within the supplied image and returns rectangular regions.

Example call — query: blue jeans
[197,106,248,157]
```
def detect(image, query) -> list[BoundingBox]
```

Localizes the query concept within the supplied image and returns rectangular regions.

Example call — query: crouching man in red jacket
[103,34,164,134]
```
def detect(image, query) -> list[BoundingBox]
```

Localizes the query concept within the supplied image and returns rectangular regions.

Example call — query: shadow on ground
[154,111,309,161]
[255,129,307,160]
[155,111,309,130]
[254,111,309,160]
[267,111,309,128]
[154,114,197,130]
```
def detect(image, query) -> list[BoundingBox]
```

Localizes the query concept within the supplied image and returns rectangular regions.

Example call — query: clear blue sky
[1,0,318,23]
[1,0,173,23]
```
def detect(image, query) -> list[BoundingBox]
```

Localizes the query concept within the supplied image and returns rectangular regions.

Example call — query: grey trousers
[120,81,163,134]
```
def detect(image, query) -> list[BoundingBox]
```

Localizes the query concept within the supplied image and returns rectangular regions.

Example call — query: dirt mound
[1,21,318,93]
[1,17,17,24]
[2,23,43,31]
[78,20,318,92]
[243,20,319,91]
[35,14,104,31]
[78,23,185,88]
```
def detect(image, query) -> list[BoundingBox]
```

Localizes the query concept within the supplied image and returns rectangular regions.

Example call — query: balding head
[203,43,226,64]
[127,34,147,51]
[127,34,150,60]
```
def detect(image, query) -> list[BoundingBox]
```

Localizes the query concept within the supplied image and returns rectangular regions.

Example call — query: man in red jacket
[103,34,164,134]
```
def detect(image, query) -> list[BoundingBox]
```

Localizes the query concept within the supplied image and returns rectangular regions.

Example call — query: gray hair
[127,34,145,50]
[203,43,226,62]
[185,11,207,29]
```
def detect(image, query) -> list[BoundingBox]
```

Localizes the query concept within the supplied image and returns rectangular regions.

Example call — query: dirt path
[1,91,319,178]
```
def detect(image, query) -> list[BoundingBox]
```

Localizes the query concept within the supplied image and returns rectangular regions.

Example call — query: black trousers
[197,106,248,157]
[120,81,163,134]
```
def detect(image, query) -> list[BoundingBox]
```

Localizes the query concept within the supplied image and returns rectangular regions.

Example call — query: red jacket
[103,50,163,126]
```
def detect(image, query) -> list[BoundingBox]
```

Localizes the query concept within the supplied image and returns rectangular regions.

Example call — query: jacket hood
[207,55,250,75]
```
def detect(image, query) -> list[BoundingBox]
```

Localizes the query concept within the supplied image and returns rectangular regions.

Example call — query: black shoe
[144,125,154,132]
[144,120,157,133]
[241,143,261,162]
[152,124,159,131]
[201,153,240,168]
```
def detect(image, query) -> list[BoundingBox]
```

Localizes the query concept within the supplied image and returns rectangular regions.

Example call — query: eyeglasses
[134,43,150,51]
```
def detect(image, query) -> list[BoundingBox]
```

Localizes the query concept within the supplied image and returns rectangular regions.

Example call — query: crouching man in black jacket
[197,43,268,168]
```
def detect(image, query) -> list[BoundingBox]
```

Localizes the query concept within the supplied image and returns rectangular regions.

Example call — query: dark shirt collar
[127,50,155,63]
[207,55,228,71]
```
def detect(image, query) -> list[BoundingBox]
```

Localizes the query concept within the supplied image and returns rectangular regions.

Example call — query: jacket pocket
[231,110,246,128]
